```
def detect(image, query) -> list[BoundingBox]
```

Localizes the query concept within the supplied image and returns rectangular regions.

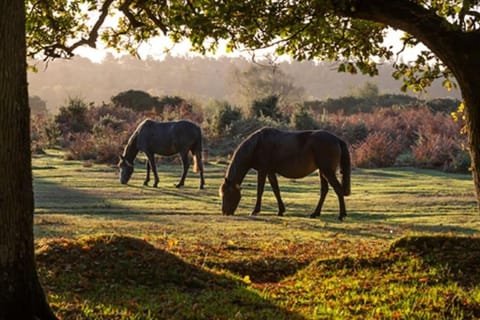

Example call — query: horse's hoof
[175,184,184,188]
[277,211,284,217]
[309,213,318,219]
[338,215,346,221]
[250,212,258,216]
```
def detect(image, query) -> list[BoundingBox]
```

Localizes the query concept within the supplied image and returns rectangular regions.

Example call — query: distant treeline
[28,54,461,113]
[305,94,460,115]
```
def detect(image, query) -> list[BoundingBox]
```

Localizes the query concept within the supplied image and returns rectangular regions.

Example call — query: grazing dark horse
[118,119,205,189]
[219,127,351,220]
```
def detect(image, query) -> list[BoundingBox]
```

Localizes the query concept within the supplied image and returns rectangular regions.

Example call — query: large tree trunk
[0,1,57,319]
[456,71,480,210]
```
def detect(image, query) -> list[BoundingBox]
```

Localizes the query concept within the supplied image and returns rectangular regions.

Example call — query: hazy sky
[75,29,421,64]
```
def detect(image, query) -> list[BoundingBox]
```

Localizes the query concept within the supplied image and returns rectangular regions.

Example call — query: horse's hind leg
[176,152,189,188]
[323,171,347,221]
[310,174,329,219]
[199,168,205,190]
[267,173,285,216]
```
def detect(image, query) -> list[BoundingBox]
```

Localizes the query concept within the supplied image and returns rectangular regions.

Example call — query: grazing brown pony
[219,127,351,220]
[118,119,205,189]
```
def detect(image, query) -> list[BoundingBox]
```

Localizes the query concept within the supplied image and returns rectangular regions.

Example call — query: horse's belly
[276,160,317,179]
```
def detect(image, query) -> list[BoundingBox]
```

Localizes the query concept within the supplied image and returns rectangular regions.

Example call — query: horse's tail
[339,139,351,196]
[192,134,204,174]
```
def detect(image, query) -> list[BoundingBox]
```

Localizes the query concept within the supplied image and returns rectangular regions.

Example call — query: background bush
[31,92,469,173]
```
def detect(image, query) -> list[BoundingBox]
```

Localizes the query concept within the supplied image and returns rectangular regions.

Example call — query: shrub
[31,115,62,152]
[94,126,133,164]
[411,111,467,171]
[63,104,141,164]
[89,103,139,125]
[159,100,203,124]
[207,101,243,137]
[426,98,461,114]
[451,150,471,173]
[209,116,287,157]
[111,90,161,113]
[290,104,319,130]
[339,121,369,145]
[64,133,97,161]
[55,97,91,135]
[352,132,403,168]
[412,134,457,169]
[251,95,282,121]
[64,123,135,164]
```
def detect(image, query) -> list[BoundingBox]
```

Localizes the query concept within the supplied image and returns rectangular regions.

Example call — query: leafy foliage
[205,100,242,137]
[251,95,282,121]
[55,97,91,134]
[290,104,320,130]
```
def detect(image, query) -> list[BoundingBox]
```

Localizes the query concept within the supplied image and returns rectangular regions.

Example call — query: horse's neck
[123,138,139,162]
[226,140,254,185]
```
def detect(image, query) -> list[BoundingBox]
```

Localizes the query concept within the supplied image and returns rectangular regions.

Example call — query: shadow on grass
[391,235,480,289]
[312,235,480,292]
[240,210,480,241]
[33,176,221,216]
[37,235,304,320]
[205,257,311,284]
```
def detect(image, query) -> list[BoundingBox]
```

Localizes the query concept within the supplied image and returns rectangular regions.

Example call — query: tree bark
[0,1,57,319]
[455,67,480,209]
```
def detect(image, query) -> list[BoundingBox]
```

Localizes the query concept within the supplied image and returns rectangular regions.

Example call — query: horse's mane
[225,128,263,182]
[122,119,147,158]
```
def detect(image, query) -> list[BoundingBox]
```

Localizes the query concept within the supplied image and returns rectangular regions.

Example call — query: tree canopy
[26,0,478,93]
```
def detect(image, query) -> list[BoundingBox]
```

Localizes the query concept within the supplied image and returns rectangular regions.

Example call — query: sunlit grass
[33,150,480,319]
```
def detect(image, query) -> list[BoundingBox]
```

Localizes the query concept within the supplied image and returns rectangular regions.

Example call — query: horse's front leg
[267,173,285,216]
[310,174,329,218]
[143,160,150,186]
[251,171,267,216]
[145,153,159,187]
[176,152,189,188]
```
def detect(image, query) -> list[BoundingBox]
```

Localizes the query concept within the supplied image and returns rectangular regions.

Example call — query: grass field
[33,149,480,319]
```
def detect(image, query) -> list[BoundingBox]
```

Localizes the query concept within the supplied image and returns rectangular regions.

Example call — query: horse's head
[219,178,241,215]
[118,155,134,184]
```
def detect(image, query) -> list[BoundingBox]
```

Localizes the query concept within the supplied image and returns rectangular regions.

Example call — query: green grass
[33,149,480,319]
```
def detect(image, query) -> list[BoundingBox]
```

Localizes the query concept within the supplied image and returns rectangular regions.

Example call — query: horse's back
[137,119,201,154]
[257,127,342,152]
[252,128,343,177]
